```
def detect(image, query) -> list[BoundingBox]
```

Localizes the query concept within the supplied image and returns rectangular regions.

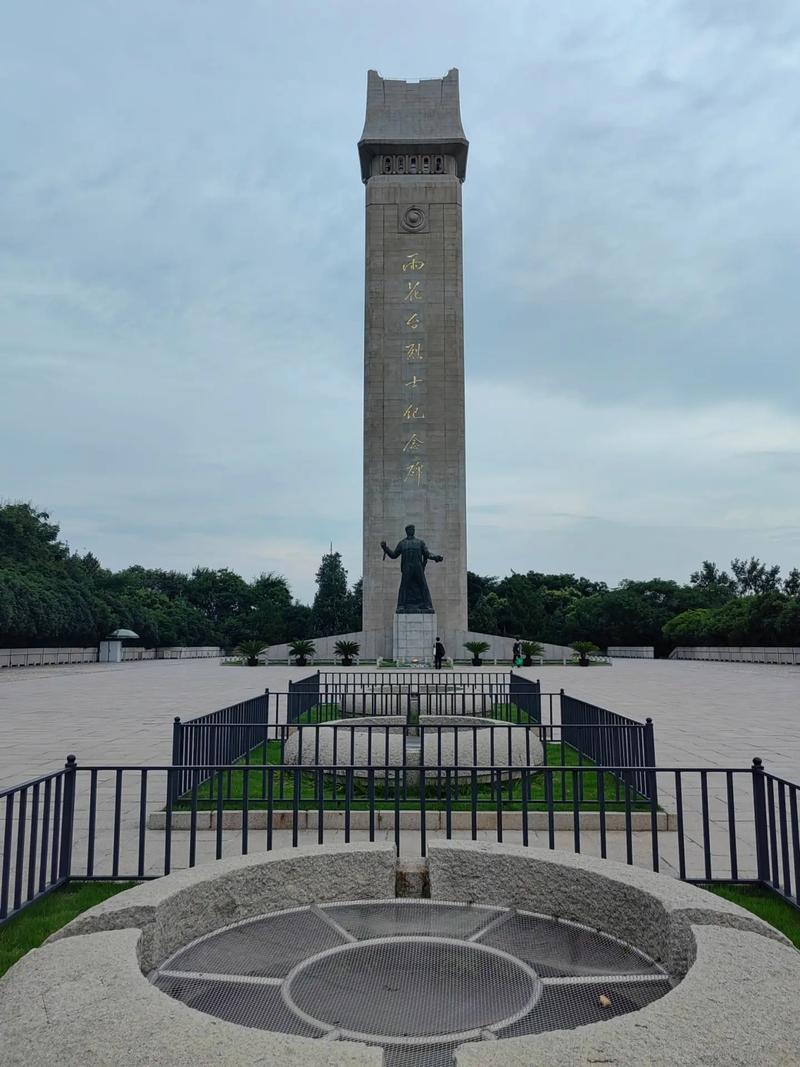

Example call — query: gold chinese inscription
[404,460,424,485]
[402,404,425,420]
[401,253,425,272]
[399,243,427,486]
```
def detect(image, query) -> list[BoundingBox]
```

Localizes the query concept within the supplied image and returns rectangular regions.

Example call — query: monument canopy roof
[358,68,468,181]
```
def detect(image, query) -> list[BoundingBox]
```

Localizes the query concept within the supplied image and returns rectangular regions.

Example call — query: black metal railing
[3,756,799,927]
[0,760,75,922]
[287,671,321,723]
[169,684,652,802]
[171,693,269,801]
[318,670,516,689]
[561,693,656,801]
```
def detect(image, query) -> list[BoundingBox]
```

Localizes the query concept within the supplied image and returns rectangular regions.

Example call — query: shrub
[520,640,544,666]
[464,640,491,665]
[236,640,265,666]
[289,638,316,666]
[571,640,600,666]
[334,639,360,666]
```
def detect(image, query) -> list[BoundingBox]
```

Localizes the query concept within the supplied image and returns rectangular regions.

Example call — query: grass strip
[0,881,137,978]
[176,738,648,812]
[702,884,800,949]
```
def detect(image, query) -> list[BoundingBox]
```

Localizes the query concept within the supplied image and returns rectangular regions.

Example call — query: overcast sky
[3,0,800,600]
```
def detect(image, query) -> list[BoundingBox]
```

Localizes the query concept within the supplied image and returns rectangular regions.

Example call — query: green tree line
[467,559,800,654]
[0,503,360,649]
[3,502,800,652]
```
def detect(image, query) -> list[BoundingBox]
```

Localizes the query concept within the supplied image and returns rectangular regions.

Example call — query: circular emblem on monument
[401,205,427,232]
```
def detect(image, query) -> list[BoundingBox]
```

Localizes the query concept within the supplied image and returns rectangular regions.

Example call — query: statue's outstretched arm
[422,542,444,564]
[380,539,401,560]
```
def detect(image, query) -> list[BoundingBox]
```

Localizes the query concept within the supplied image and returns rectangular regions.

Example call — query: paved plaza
[2,657,798,787]
[1,658,799,885]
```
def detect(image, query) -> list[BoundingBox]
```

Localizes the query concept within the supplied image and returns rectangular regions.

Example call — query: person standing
[434,637,446,670]
[512,638,522,665]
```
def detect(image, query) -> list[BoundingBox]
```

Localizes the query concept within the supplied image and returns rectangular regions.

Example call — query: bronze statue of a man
[381,524,443,614]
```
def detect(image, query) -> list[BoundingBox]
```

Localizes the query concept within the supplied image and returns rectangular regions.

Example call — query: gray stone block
[427,841,790,977]
[48,843,397,972]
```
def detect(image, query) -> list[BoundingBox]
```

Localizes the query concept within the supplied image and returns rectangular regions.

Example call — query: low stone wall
[0,645,223,668]
[0,647,98,668]
[607,646,655,659]
[265,631,576,665]
[670,646,800,665]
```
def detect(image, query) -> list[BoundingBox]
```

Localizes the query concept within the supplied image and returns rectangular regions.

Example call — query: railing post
[643,717,658,804]
[171,717,182,765]
[171,717,182,803]
[58,754,77,881]
[752,757,771,883]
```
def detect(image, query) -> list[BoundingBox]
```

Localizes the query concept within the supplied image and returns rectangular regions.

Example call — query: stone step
[148,808,672,832]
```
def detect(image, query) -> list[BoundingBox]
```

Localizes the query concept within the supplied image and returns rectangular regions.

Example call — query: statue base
[393,613,438,666]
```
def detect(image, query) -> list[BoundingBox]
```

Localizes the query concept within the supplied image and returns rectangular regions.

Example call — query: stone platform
[393,611,437,664]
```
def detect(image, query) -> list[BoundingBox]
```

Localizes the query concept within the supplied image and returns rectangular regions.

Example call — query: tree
[784,568,800,597]
[347,577,363,633]
[469,591,506,634]
[310,551,353,637]
[562,581,698,653]
[467,572,497,615]
[689,561,736,604]
[0,502,67,565]
[494,573,546,636]
[730,557,782,596]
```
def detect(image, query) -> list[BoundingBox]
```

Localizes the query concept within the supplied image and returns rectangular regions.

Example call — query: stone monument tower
[359,69,469,660]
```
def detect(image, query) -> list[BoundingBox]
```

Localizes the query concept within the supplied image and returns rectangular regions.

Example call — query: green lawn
[176,737,648,812]
[702,884,800,950]
[0,882,137,978]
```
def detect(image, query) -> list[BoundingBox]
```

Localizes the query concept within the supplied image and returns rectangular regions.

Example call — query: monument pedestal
[393,613,437,665]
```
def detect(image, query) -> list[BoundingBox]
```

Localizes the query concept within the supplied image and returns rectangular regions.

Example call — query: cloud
[1,0,799,599]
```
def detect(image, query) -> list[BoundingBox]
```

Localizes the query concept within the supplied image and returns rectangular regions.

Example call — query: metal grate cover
[152,900,673,1066]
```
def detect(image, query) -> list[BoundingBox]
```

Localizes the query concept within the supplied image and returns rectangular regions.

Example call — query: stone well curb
[426,841,790,976]
[1,842,798,1065]
[49,842,397,971]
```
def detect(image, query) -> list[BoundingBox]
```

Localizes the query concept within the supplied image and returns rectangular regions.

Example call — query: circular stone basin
[282,716,543,775]
[152,900,671,1063]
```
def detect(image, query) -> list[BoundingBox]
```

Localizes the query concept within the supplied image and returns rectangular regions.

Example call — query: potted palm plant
[571,641,599,667]
[236,640,265,666]
[289,638,316,666]
[520,641,544,667]
[334,639,360,666]
[464,640,490,667]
